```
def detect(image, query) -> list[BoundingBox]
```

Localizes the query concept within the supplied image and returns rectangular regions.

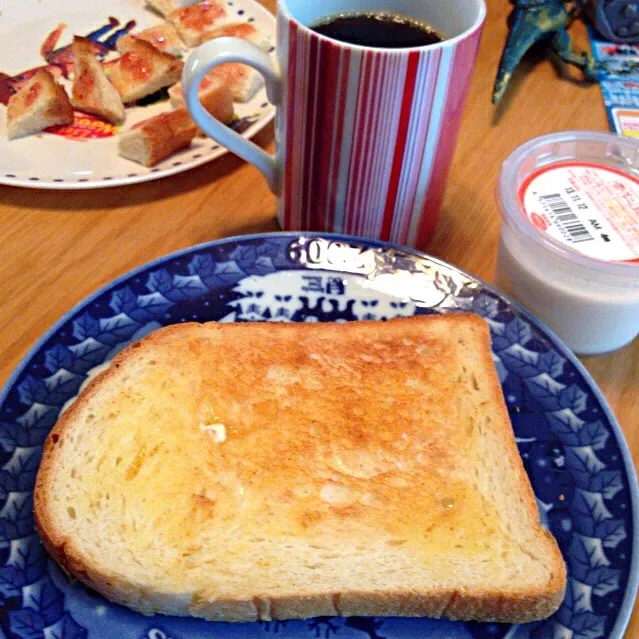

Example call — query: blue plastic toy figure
[493,0,597,104]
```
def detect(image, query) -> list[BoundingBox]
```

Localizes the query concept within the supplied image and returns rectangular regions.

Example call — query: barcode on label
[539,193,594,243]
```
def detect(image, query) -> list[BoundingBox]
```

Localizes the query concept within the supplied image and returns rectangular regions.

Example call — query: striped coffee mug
[183,0,485,247]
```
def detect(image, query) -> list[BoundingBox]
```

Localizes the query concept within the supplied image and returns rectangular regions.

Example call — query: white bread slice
[145,0,200,18]
[104,37,183,103]
[201,22,271,51]
[168,1,233,47]
[168,73,234,125]
[71,37,125,125]
[117,108,197,166]
[6,69,74,139]
[119,25,184,57]
[34,315,566,624]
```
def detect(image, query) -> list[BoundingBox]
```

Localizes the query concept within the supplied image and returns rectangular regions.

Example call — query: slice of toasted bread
[201,22,271,51]
[168,73,235,125]
[117,108,197,166]
[105,37,183,103]
[6,69,74,139]
[119,24,184,57]
[34,315,566,624]
[145,0,200,18]
[168,0,233,47]
[71,36,125,125]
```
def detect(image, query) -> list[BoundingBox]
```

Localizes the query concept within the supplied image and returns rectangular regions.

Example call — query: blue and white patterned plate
[0,232,637,639]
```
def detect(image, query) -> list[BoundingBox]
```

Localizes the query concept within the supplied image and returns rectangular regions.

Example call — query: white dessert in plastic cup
[495,131,639,356]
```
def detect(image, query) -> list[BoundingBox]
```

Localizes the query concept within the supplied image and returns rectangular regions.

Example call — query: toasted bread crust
[35,315,566,624]
[117,108,197,166]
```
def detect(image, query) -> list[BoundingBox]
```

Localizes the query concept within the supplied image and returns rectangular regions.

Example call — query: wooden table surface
[1,0,637,634]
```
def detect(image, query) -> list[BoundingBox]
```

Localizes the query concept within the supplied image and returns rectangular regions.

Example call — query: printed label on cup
[518,161,639,264]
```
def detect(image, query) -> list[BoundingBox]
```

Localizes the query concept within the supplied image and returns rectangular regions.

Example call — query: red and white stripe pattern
[281,20,483,247]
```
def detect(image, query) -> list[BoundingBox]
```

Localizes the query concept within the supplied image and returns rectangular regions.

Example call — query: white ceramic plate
[0,0,276,189]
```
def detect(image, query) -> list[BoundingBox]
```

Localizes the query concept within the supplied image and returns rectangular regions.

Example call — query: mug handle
[182,37,282,193]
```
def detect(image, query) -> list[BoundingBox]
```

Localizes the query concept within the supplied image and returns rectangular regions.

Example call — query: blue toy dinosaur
[493,0,597,104]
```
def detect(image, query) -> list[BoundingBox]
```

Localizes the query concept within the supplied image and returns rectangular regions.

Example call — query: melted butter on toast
[64,321,499,578]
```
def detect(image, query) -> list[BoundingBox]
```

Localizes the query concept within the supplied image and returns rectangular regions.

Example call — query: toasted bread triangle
[7,69,73,139]
[72,37,125,125]
[104,36,183,103]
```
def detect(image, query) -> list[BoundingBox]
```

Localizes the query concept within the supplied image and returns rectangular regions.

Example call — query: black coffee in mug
[310,11,443,48]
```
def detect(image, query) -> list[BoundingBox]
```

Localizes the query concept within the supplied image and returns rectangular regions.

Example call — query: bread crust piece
[168,1,232,46]
[117,108,197,166]
[201,22,271,51]
[170,64,263,107]
[146,0,200,18]
[34,315,566,624]
[209,63,264,102]
[168,74,235,126]
[118,26,184,57]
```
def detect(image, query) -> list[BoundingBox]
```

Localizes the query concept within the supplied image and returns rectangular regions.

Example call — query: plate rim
[1,230,637,638]
[0,108,276,190]
[0,0,276,190]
